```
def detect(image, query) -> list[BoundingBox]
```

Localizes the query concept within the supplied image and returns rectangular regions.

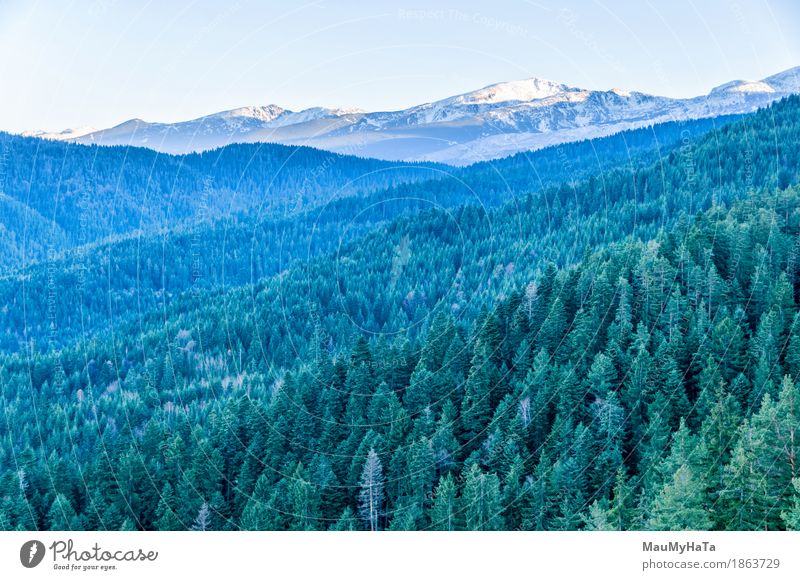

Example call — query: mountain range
[23,66,800,164]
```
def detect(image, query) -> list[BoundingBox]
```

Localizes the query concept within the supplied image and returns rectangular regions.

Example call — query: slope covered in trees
[0,101,784,355]
[0,112,737,270]
[0,134,442,269]
[0,99,798,531]
[2,185,800,530]
[0,112,751,352]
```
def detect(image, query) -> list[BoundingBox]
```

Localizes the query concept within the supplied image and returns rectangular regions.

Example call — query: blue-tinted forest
[1,99,799,530]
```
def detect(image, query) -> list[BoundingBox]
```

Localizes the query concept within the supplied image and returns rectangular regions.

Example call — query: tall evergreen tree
[461,464,503,531]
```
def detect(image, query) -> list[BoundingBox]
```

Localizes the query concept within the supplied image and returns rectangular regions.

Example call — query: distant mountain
[29,66,800,164]
[21,125,97,140]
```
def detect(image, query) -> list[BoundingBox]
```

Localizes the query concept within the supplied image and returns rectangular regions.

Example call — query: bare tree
[358,448,384,531]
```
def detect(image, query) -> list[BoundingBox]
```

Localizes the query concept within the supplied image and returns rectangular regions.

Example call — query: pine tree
[408,437,436,517]
[405,366,433,416]
[432,400,459,472]
[784,313,800,379]
[47,493,79,530]
[461,463,503,530]
[537,297,567,357]
[590,391,625,498]
[584,499,615,530]
[649,464,711,530]
[155,483,183,530]
[639,391,674,498]
[330,506,358,531]
[586,352,617,399]
[781,478,800,530]
[720,393,786,530]
[700,384,742,528]
[749,310,782,408]
[607,467,636,530]
[522,453,553,530]
[501,453,527,529]
[310,454,346,523]
[430,473,460,530]
[460,343,496,450]
[191,502,212,531]
[288,463,320,530]
[775,376,800,483]
[240,474,273,530]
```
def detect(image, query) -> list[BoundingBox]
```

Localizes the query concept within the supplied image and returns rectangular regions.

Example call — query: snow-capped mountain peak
[219,105,286,122]
[710,79,775,95]
[609,88,632,97]
[452,77,571,105]
[270,106,365,127]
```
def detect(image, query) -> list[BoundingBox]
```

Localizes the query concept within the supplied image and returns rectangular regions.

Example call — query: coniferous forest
[2,96,800,531]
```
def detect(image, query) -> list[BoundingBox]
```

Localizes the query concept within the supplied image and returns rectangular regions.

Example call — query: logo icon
[20,540,46,568]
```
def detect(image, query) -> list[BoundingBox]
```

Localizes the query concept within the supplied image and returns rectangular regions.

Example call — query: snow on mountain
[217,105,286,123]
[448,77,572,105]
[21,126,97,141]
[28,66,800,164]
[709,80,775,96]
[762,66,800,93]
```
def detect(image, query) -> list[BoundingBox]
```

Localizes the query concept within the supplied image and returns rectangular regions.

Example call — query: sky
[0,0,798,133]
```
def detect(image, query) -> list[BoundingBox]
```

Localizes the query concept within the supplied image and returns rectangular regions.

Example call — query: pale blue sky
[1,0,798,132]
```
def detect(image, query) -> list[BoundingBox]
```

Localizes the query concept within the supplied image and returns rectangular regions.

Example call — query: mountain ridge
[23,66,800,164]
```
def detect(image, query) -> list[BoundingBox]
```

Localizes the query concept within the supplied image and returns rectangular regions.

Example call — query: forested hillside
[0,103,780,355]
[0,135,441,268]
[3,186,800,530]
[0,114,745,352]
[0,113,735,270]
[0,99,798,531]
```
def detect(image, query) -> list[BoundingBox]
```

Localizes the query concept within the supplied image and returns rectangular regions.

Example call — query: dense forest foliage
[0,114,746,352]
[0,99,798,531]
[0,135,442,268]
[0,114,733,271]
